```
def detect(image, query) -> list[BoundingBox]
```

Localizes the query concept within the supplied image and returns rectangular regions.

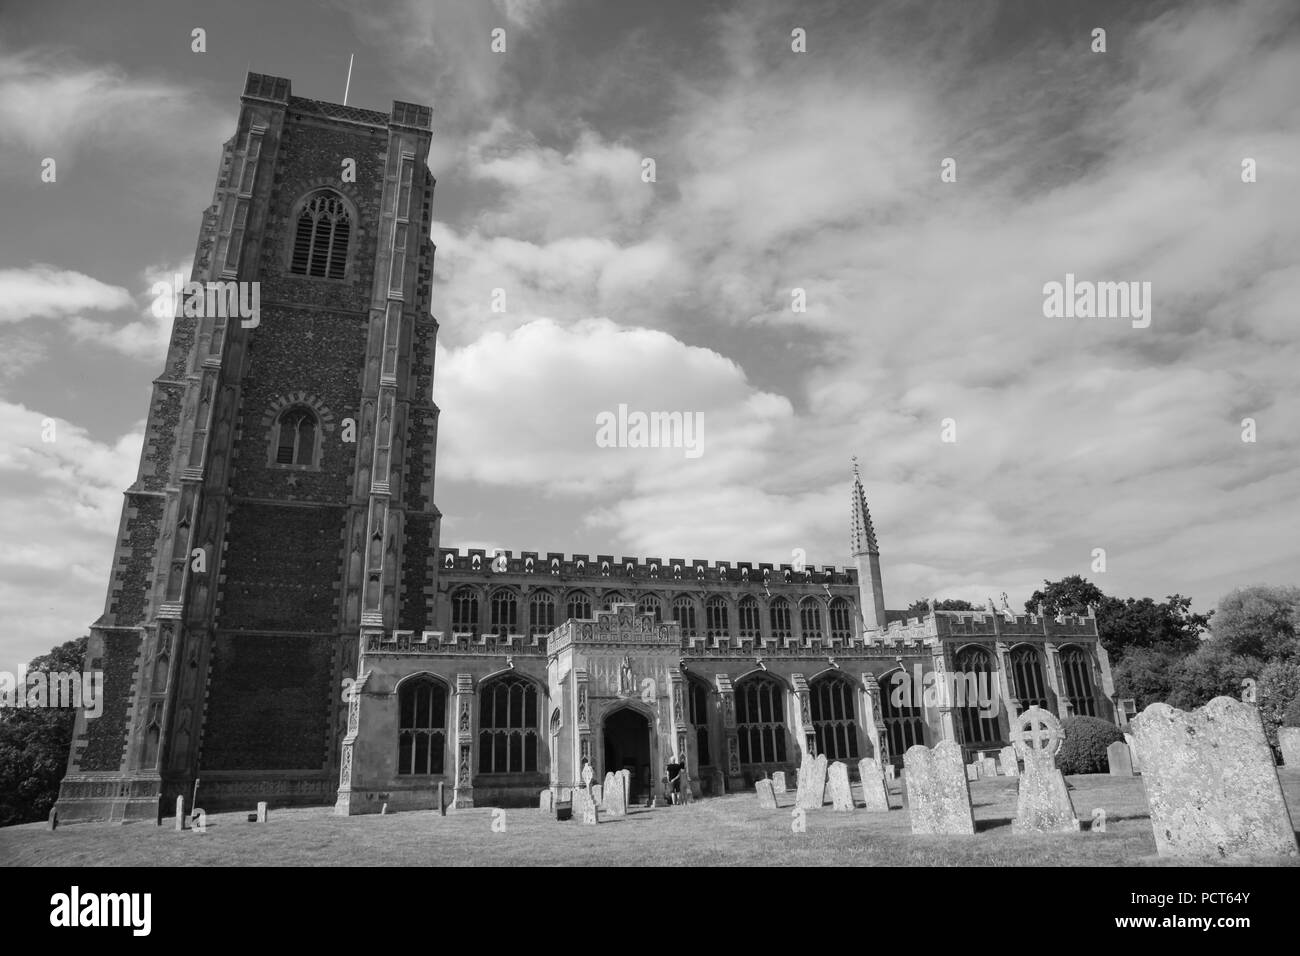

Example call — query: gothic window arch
[289,189,352,280]
[878,669,926,766]
[489,588,517,637]
[1009,645,1050,715]
[810,673,858,760]
[398,676,448,775]
[953,646,1001,747]
[689,676,713,767]
[800,597,825,643]
[637,594,662,622]
[565,591,591,621]
[272,405,318,467]
[735,673,788,767]
[829,597,853,642]
[704,595,730,643]
[769,597,793,643]
[737,596,761,641]
[451,587,479,635]
[478,674,540,774]
[1059,646,1097,717]
[529,590,555,640]
[602,591,626,609]
[672,595,698,639]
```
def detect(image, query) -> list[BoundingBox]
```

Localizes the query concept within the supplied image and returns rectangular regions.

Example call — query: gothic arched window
[1060,646,1097,717]
[829,597,853,642]
[637,594,662,622]
[735,674,788,766]
[529,590,555,640]
[769,597,793,643]
[290,190,352,279]
[451,587,479,635]
[274,406,317,466]
[1009,645,1050,715]
[954,646,1001,747]
[478,674,539,774]
[810,673,858,760]
[705,596,730,643]
[565,591,591,621]
[878,669,926,765]
[489,589,517,637]
[737,596,761,641]
[398,676,447,775]
[672,596,698,639]
[800,597,824,643]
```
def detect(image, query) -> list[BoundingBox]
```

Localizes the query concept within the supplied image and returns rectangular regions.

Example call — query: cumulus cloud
[0,400,143,674]
[66,258,192,362]
[0,264,133,323]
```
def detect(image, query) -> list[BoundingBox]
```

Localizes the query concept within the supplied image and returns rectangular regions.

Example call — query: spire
[849,457,879,555]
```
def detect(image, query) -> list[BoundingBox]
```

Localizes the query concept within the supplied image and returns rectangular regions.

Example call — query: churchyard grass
[4,770,1298,867]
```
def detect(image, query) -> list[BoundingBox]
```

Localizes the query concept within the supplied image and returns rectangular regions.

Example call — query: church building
[55,74,1116,821]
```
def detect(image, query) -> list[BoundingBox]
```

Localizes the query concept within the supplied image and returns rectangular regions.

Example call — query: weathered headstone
[605,772,628,816]
[884,763,896,780]
[827,761,855,811]
[795,753,828,810]
[980,755,998,778]
[1131,697,1299,858]
[856,757,890,811]
[591,784,602,804]
[903,740,975,835]
[755,779,778,809]
[573,786,599,825]
[174,795,184,832]
[539,789,554,812]
[48,807,58,831]
[1106,741,1133,776]
[771,771,787,794]
[1277,727,1300,768]
[380,803,388,815]
[1123,732,1143,773]
[965,762,979,781]
[1011,706,1079,834]
[998,746,1019,777]
[256,801,268,823]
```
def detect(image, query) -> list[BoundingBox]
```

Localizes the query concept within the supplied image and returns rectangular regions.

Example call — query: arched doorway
[603,707,652,804]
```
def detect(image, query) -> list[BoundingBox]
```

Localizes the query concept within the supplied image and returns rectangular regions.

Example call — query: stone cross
[1010,706,1079,833]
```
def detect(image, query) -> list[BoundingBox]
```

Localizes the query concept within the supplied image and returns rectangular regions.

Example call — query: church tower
[850,460,888,635]
[55,73,440,821]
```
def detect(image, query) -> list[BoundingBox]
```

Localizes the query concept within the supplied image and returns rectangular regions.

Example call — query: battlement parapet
[438,547,859,585]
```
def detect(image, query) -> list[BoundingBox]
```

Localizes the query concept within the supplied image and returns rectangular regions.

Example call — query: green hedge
[1057,716,1125,775]
[1284,694,1300,728]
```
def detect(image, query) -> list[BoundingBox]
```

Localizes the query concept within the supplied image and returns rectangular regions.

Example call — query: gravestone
[539,789,554,812]
[795,753,828,810]
[605,772,628,816]
[965,762,979,781]
[998,746,1019,777]
[857,757,890,811]
[48,807,58,831]
[1011,706,1079,834]
[1277,727,1300,768]
[755,779,778,810]
[1107,741,1133,776]
[1123,732,1142,773]
[1131,697,1298,858]
[573,786,599,825]
[602,771,615,804]
[827,761,855,811]
[591,784,602,804]
[980,755,998,778]
[174,795,184,832]
[884,764,896,780]
[771,772,787,794]
[256,801,268,823]
[903,741,974,835]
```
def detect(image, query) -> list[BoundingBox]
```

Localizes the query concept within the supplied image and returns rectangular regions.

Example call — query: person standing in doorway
[666,755,684,805]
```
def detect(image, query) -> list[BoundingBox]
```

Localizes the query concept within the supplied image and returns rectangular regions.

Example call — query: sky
[1,0,1298,674]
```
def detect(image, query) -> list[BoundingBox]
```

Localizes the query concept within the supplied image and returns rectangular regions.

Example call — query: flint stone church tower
[57,74,1116,822]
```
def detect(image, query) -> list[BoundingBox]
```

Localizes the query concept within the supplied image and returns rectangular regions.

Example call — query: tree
[1094,594,1209,662]
[0,636,86,826]
[904,598,975,618]
[1024,575,1105,616]
[1113,646,1183,709]
[1257,659,1300,748]
[1210,586,1300,662]
[1165,643,1262,711]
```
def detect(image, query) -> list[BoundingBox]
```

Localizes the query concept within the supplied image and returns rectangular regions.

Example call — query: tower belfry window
[275,407,317,465]
[290,192,351,279]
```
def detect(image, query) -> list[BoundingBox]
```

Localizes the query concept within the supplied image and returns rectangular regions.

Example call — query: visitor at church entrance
[666,755,684,805]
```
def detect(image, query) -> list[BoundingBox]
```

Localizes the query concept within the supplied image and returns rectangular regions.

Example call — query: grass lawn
[4,770,1299,866]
